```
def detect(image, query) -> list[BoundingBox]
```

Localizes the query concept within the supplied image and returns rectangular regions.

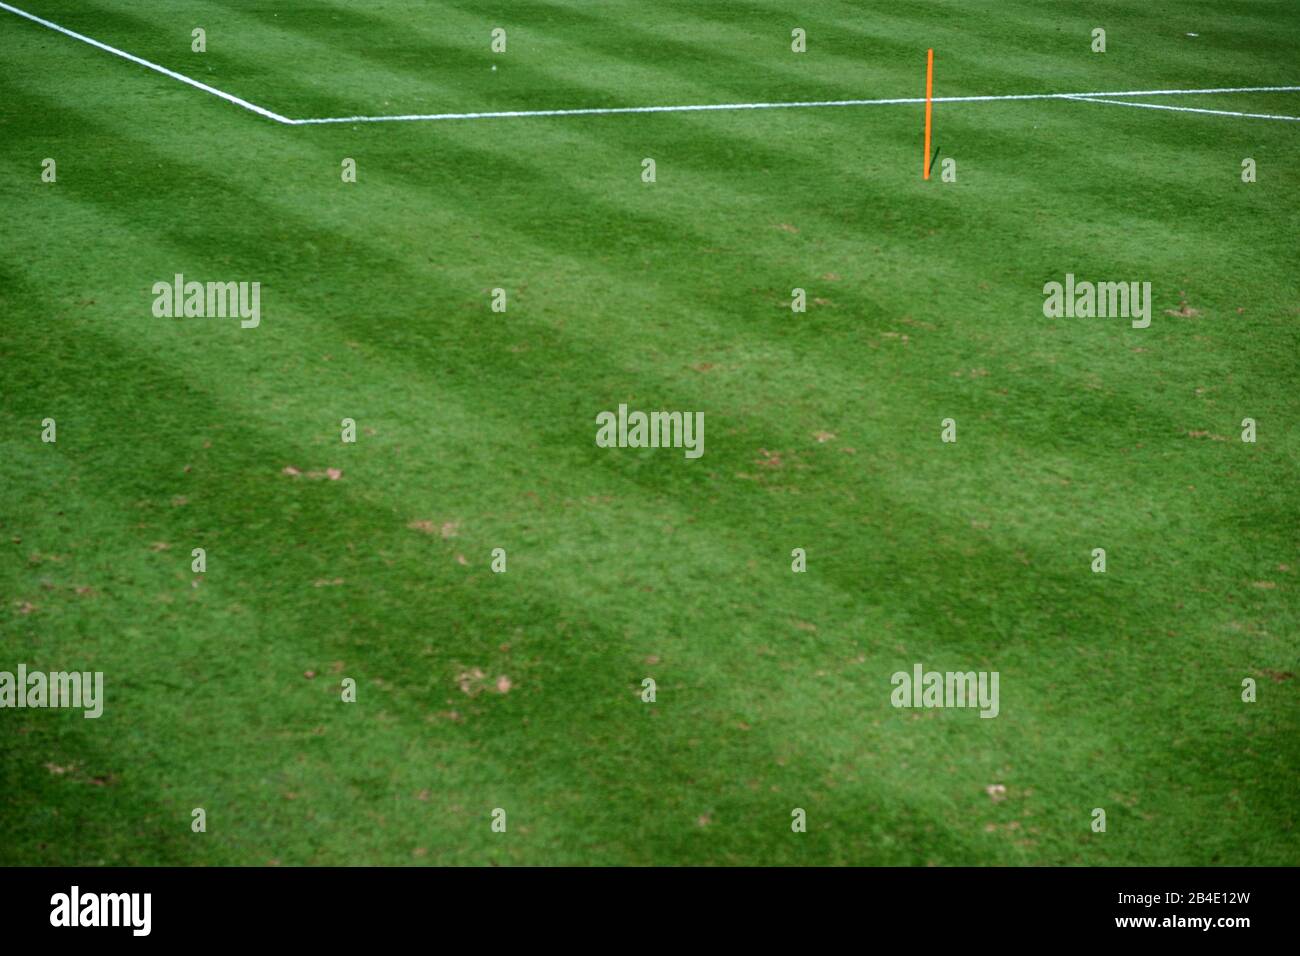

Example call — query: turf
[0,0,1296,866]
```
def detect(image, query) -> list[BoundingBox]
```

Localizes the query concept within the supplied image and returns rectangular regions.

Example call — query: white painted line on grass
[4,2,1297,128]
[291,86,1300,125]
[1064,94,1300,122]
[0,0,295,124]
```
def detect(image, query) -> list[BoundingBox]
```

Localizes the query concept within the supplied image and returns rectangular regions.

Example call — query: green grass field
[1,0,1296,866]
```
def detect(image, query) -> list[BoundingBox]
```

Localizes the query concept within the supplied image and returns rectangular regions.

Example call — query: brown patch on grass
[456,667,488,696]
[1165,292,1202,318]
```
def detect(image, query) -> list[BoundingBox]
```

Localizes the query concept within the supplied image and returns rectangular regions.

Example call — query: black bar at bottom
[0,866,1288,942]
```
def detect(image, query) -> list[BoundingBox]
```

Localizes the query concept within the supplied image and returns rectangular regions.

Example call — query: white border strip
[0,0,294,124]
[4,1,1298,127]
[1065,94,1300,122]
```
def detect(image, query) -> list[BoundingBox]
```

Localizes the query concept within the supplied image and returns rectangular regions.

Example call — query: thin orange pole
[923,49,934,179]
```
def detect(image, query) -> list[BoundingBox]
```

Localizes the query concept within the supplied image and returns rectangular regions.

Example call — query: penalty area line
[1064,94,1300,122]
[291,85,1300,125]
[0,0,295,124]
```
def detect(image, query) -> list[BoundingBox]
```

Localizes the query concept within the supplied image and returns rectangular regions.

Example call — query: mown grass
[0,0,1296,865]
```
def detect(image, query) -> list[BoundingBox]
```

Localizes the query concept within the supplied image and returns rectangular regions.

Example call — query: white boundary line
[0,0,294,124]
[4,1,1298,127]
[289,85,1300,125]
[1064,94,1300,122]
